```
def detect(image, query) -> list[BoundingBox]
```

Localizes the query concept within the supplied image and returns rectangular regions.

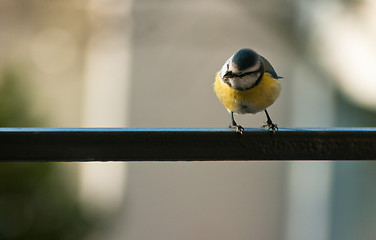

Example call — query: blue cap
[232,48,259,71]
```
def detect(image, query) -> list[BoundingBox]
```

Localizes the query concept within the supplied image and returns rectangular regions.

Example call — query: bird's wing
[260,55,282,79]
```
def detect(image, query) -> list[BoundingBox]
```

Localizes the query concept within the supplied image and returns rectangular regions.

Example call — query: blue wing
[260,55,282,79]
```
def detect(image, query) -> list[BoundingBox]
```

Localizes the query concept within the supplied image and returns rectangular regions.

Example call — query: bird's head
[220,48,263,90]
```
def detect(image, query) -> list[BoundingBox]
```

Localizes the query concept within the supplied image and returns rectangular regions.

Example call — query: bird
[214,48,282,134]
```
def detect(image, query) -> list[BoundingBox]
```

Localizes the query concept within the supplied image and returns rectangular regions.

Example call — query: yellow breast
[214,72,281,114]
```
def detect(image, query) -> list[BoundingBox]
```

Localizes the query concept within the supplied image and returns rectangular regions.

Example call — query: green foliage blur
[0,68,39,127]
[0,68,95,239]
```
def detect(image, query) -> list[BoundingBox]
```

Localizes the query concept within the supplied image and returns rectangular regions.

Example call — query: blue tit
[214,48,282,133]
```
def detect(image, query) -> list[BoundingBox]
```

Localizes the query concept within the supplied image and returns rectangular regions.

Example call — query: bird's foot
[229,124,244,134]
[262,121,278,132]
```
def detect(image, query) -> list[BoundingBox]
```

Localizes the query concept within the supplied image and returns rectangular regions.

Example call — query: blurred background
[0,0,376,239]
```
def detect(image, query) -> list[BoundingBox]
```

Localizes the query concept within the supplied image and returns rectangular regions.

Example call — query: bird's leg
[229,112,244,133]
[262,109,278,132]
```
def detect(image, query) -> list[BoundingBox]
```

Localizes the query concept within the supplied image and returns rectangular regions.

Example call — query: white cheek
[220,54,235,78]
[220,64,227,78]
[220,58,230,78]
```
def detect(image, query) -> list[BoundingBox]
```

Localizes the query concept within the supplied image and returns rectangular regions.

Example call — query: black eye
[223,71,233,78]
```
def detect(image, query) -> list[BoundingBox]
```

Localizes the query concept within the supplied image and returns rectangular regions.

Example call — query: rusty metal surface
[0,128,375,161]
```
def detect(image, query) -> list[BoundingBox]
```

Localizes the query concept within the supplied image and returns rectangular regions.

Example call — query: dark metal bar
[0,128,375,161]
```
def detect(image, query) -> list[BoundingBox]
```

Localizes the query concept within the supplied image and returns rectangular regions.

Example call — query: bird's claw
[262,122,278,132]
[229,124,244,134]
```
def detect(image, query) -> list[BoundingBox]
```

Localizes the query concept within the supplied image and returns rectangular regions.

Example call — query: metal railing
[0,128,375,161]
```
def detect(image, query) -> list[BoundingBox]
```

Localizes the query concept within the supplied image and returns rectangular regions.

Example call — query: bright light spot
[313,5,376,110]
[30,28,77,74]
[79,162,127,216]
[82,30,132,127]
